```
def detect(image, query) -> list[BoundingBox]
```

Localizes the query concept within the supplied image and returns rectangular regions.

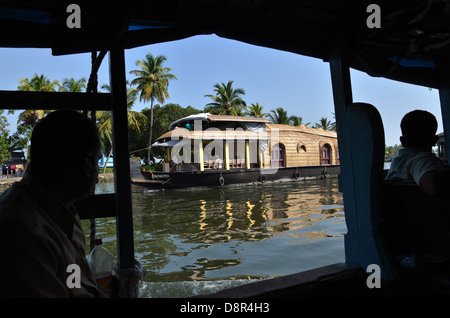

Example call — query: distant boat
[131,113,340,189]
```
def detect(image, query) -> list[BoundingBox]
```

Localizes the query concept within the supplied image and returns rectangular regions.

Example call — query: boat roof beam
[0,90,112,111]
[0,83,115,221]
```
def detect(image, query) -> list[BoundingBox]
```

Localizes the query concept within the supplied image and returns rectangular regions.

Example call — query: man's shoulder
[398,148,440,164]
[0,182,25,209]
[399,147,430,156]
[409,150,443,166]
[0,182,39,225]
[409,149,438,157]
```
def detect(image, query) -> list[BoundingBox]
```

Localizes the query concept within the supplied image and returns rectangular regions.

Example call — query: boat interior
[2,0,450,297]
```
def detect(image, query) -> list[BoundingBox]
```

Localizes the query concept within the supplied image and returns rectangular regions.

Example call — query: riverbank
[0,177,21,187]
[0,173,115,188]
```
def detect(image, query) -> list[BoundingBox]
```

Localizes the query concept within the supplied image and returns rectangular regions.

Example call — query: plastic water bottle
[88,238,113,296]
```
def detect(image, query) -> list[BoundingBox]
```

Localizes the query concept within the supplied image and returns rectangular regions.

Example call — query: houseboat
[132,113,340,189]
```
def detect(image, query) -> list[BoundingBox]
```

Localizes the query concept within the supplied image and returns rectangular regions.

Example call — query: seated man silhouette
[386,110,450,271]
[386,110,450,196]
[0,110,102,297]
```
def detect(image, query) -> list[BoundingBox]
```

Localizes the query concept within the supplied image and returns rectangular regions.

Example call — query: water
[87,177,346,298]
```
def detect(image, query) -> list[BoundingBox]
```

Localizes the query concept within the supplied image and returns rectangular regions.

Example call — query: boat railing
[173,163,201,172]
[230,158,245,168]
[171,158,261,172]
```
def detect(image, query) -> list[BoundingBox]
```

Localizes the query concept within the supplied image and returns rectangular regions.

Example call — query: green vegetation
[204,80,246,116]
[0,111,12,167]
[129,103,201,161]
[97,82,147,172]
[130,53,177,162]
[385,144,402,161]
[244,103,267,118]
[3,53,349,169]
[313,117,336,131]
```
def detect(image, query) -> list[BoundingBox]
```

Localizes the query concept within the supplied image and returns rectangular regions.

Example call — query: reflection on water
[87,178,346,297]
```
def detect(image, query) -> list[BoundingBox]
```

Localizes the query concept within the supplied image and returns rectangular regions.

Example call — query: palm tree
[268,107,291,125]
[290,115,310,127]
[14,73,60,155]
[204,80,246,116]
[314,117,335,131]
[129,53,177,162]
[16,74,60,128]
[18,73,60,92]
[245,102,267,118]
[99,82,147,172]
[59,77,86,92]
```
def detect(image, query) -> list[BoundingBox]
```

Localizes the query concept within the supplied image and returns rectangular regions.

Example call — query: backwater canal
[89,177,346,297]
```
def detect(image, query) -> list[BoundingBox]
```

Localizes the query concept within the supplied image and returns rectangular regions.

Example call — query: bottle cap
[93,238,103,246]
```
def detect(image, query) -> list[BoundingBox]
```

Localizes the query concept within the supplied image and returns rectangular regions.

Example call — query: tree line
[1,53,337,166]
[385,144,402,161]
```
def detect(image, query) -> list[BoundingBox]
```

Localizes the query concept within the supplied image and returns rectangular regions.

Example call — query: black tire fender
[259,174,267,183]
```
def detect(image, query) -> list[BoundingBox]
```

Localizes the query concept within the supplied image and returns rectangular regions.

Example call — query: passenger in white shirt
[386,110,450,268]
[386,110,450,196]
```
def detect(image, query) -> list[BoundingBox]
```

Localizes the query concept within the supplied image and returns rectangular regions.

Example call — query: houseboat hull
[131,165,340,189]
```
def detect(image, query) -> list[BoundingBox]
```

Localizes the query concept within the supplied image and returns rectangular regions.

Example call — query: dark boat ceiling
[1,0,450,88]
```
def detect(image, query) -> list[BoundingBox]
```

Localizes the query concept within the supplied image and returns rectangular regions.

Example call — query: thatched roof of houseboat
[208,115,270,123]
[155,122,336,145]
[169,113,269,131]
[155,128,268,144]
[267,124,337,138]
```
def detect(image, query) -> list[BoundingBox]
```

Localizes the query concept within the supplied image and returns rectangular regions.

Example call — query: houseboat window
[297,144,306,153]
[321,144,331,165]
[271,143,285,167]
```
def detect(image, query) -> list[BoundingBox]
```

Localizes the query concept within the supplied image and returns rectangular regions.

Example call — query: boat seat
[381,180,450,295]
[346,102,391,273]
[347,102,450,294]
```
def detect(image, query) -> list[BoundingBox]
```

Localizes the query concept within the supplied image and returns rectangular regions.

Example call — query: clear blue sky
[0,34,442,147]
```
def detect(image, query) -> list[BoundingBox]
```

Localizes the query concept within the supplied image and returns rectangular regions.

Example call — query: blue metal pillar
[329,42,394,279]
[329,43,359,265]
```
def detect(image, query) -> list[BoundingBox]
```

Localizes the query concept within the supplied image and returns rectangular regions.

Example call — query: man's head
[400,110,438,151]
[30,110,101,203]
